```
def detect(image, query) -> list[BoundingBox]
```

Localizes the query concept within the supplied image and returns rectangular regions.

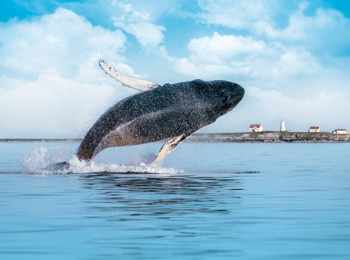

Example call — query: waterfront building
[249,124,263,132]
[332,129,347,134]
[309,126,320,133]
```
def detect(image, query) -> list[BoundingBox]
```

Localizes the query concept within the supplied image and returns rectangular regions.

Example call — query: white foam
[22,146,51,173]
[22,145,182,175]
[67,156,181,174]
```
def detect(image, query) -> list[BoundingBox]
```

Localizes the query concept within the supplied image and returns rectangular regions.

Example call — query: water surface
[1,142,349,259]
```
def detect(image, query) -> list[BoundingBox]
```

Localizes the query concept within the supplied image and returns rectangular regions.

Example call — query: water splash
[22,145,182,175]
[22,146,51,173]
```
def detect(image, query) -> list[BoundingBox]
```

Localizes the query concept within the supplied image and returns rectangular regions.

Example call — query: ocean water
[0,141,350,259]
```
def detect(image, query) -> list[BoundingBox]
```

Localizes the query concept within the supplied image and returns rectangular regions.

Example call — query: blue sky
[0,0,350,138]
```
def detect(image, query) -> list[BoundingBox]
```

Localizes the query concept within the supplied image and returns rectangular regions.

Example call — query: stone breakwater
[187,132,350,143]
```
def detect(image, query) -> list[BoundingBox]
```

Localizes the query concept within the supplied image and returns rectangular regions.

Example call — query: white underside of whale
[98,60,186,166]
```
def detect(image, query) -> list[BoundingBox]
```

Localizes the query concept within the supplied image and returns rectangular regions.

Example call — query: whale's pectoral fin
[149,133,190,167]
[99,60,160,92]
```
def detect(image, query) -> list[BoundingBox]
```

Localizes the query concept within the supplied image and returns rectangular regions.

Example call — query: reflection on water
[72,173,249,259]
[80,174,243,218]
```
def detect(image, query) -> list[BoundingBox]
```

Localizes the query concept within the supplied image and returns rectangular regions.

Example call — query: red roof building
[249,124,263,132]
[333,129,347,134]
[308,126,320,133]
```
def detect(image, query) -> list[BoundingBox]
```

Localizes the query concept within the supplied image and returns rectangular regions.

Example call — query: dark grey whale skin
[76,79,245,161]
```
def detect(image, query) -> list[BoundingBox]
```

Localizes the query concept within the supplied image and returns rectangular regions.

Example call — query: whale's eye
[221,89,229,103]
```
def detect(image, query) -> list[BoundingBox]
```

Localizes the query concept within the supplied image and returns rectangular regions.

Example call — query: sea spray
[22,145,182,175]
[67,156,182,174]
[22,145,51,173]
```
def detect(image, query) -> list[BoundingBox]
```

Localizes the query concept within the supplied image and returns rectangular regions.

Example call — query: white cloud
[197,0,282,29]
[254,4,350,55]
[0,8,134,138]
[0,72,115,138]
[112,2,165,48]
[188,32,266,63]
[173,32,319,81]
[197,1,350,56]
[0,8,126,78]
[269,49,320,79]
[174,32,264,79]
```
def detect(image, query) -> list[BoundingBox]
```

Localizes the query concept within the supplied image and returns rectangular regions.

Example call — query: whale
[74,60,245,166]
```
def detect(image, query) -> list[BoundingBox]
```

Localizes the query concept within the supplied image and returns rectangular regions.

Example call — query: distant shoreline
[1,132,349,143]
[186,132,350,143]
[0,138,82,143]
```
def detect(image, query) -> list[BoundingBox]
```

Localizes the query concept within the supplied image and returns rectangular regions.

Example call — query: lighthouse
[280,120,286,131]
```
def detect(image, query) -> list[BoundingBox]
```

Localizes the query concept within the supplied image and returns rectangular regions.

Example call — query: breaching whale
[75,60,245,166]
